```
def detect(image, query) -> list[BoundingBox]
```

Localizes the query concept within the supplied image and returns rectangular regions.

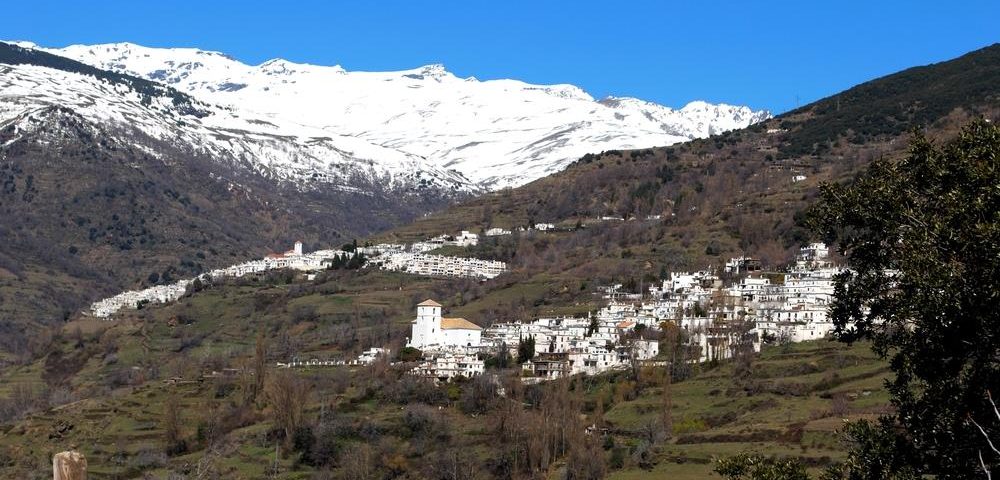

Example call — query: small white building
[455,231,479,246]
[534,223,556,231]
[355,347,390,365]
[413,352,485,380]
[633,339,660,360]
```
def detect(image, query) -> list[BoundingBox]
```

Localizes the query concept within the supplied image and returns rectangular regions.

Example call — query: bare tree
[342,443,376,480]
[565,435,607,480]
[264,369,311,447]
[161,395,184,454]
[728,315,757,390]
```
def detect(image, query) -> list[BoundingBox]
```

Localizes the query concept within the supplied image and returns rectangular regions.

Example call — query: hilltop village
[88,233,507,318]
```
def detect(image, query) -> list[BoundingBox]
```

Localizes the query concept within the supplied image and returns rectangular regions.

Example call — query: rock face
[52,450,87,480]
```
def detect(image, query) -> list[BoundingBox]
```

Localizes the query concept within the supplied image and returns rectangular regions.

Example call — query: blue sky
[6,1,998,113]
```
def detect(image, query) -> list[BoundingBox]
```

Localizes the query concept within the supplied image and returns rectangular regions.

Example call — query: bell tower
[410,299,442,347]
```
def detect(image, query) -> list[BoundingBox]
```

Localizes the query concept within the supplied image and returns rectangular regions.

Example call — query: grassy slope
[605,340,889,478]
[0,279,889,479]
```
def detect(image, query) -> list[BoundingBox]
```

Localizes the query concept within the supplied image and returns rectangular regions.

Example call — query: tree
[809,121,1000,478]
[729,316,757,391]
[265,369,312,447]
[587,317,599,337]
[516,335,535,364]
[485,342,512,370]
[342,443,376,480]
[564,436,607,480]
[161,395,186,455]
[397,346,422,363]
[248,331,267,405]
[714,453,809,480]
[661,321,680,437]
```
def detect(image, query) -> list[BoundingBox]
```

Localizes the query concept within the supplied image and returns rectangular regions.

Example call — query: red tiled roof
[441,318,481,330]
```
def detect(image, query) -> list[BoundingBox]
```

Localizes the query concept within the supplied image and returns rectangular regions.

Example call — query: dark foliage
[810,121,1000,478]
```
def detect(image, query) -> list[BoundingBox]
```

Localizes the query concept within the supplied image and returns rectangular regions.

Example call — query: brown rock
[53,450,87,480]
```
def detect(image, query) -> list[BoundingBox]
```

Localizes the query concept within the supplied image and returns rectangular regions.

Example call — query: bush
[397,346,422,362]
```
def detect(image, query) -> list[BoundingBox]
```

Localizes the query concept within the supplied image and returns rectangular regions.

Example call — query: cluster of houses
[377,252,506,279]
[88,232,509,318]
[89,280,192,318]
[410,231,481,252]
[268,241,841,384]
[352,230,507,279]
[88,241,336,318]
[402,298,661,381]
[390,242,842,382]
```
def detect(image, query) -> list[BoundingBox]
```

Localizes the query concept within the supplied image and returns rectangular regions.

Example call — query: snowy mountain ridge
[13,41,771,189]
[0,43,475,194]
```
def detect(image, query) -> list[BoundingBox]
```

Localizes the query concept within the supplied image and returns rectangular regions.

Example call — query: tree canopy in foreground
[809,120,1000,479]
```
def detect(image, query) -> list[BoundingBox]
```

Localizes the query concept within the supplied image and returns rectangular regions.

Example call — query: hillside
[0,43,466,358]
[376,44,1000,297]
[0,268,889,479]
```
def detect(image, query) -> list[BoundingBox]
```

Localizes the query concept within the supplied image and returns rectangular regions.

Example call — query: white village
[85,222,842,384]
[369,241,842,382]
[88,233,506,318]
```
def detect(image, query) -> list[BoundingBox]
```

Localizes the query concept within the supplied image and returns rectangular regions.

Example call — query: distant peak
[681,100,715,110]
[258,58,296,74]
[3,40,38,49]
[419,63,448,75]
[400,63,452,81]
[601,96,657,107]
[258,58,343,74]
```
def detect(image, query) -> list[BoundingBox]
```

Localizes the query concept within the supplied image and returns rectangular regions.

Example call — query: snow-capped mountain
[0,43,474,194]
[20,41,770,189]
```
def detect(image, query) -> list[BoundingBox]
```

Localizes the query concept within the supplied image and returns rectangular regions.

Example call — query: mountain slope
[0,43,476,193]
[377,44,1000,282]
[0,44,468,356]
[30,41,770,188]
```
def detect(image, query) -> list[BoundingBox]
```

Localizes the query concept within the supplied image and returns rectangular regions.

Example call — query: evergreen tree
[516,335,535,364]
[810,121,1000,478]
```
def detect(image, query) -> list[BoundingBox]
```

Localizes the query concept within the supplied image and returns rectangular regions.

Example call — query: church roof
[441,317,482,330]
[417,299,442,307]
[616,320,636,329]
